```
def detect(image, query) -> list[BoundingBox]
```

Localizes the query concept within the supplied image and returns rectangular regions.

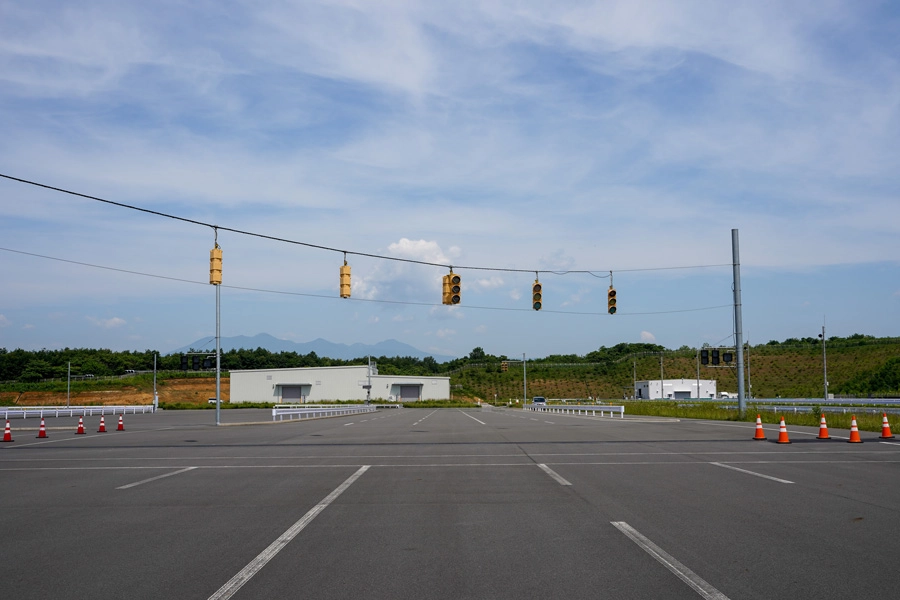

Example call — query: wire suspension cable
[0,247,732,317]
[0,173,732,275]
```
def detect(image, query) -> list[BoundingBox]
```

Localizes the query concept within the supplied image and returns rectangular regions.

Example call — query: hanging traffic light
[448,272,461,304]
[607,286,617,314]
[192,355,200,370]
[339,262,351,298]
[532,280,542,311]
[723,352,733,363]
[180,354,188,370]
[700,349,709,365]
[501,361,509,372]
[441,274,451,305]
[209,245,222,285]
[712,349,720,365]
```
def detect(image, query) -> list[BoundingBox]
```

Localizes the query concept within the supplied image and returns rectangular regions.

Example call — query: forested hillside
[2,335,899,399]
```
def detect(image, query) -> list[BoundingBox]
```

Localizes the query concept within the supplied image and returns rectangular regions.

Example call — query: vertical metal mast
[732,229,746,416]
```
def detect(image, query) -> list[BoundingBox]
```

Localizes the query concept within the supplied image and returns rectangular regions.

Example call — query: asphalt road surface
[2,407,898,599]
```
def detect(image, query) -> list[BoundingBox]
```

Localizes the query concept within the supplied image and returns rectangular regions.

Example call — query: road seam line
[710,462,794,484]
[208,465,370,600]
[537,463,571,485]
[611,521,730,600]
[117,467,198,489]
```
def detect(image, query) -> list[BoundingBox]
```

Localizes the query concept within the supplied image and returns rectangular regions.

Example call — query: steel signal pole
[732,229,746,416]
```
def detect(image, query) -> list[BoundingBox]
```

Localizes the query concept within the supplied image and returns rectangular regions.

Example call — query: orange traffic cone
[97,416,107,433]
[2,420,13,442]
[117,415,124,431]
[776,416,791,444]
[879,413,894,439]
[75,416,85,435]
[816,414,831,440]
[36,418,48,439]
[848,416,863,443]
[752,415,766,440]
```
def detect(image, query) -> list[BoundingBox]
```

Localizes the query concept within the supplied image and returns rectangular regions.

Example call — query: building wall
[229,366,450,403]
[634,379,717,400]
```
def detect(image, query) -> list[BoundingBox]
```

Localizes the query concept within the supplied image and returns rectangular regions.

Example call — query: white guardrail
[0,405,156,419]
[272,405,378,421]
[528,405,625,418]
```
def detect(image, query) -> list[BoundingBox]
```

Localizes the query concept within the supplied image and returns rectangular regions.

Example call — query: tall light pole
[818,322,828,402]
[522,353,527,408]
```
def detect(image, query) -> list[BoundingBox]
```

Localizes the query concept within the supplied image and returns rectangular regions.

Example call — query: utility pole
[523,353,527,408]
[732,229,746,416]
[819,321,828,402]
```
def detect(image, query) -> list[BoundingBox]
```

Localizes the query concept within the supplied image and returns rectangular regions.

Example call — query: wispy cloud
[86,316,126,329]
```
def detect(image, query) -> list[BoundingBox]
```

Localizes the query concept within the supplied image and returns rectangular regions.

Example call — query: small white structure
[229,365,450,403]
[634,379,717,400]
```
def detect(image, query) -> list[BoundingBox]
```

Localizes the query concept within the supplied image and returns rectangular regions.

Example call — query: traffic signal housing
[700,349,709,365]
[192,355,200,371]
[532,280,542,311]
[501,361,509,372]
[712,349,720,365]
[441,272,461,305]
[209,246,222,285]
[607,286,617,314]
[340,262,351,298]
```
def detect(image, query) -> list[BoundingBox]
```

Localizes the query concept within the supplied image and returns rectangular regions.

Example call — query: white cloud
[436,328,455,339]
[474,325,487,334]
[640,331,656,343]
[0,314,10,328]
[86,316,126,329]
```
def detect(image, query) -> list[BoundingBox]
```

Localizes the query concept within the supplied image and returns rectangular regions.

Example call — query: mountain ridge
[172,333,458,362]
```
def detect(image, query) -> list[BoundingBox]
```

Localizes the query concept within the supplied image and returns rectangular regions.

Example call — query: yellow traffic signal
[340,262,351,298]
[607,286,617,314]
[442,274,451,304]
[209,246,222,285]
[448,272,461,304]
[501,361,509,372]
[532,280,542,311]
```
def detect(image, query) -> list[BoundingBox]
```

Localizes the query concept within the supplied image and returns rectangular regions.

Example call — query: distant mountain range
[172,333,458,362]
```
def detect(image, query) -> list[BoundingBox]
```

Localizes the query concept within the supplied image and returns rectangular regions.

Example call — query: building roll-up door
[399,385,420,401]
[282,386,303,403]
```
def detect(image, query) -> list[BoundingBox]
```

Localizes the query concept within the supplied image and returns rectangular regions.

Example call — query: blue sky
[1,0,898,359]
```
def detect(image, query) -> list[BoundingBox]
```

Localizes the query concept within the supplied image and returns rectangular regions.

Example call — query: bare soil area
[1,379,230,406]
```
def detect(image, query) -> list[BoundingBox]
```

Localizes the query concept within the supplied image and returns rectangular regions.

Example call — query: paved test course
[2,407,899,599]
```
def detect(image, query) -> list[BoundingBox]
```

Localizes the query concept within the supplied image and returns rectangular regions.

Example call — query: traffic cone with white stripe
[97,416,107,433]
[879,413,894,439]
[2,420,12,442]
[816,414,831,440]
[75,416,85,435]
[36,418,48,439]
[117,415,124,431]
[752,414,766,440]
[848,416,862,443]
[776,416,791,444]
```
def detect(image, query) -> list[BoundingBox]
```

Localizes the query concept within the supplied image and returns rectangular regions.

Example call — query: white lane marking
[344,423,354,426]
[117,467,198,490]
[537,463,571,486]
[457,410,485,425]
[881,441,900,446]
[544,421,555,424]
[710,462,793,484]
[530,418,538,421]
[611,521,730,600]
[208,465,369,600]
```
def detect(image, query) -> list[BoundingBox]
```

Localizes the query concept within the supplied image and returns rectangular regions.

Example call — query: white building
[634,379,717,400]
[229,365,450,403]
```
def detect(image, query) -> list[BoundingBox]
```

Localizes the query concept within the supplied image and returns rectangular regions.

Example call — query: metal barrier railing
[272,405,378,421]
[0,405,155,419]
[527,405,625,418]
